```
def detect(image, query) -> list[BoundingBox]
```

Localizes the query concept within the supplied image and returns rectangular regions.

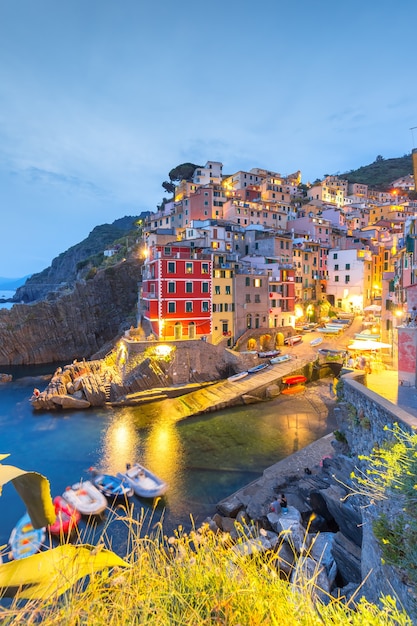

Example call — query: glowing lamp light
[155,345,172,358]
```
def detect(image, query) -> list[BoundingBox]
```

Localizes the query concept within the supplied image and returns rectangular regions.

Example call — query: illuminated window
[254,278,262,287]
[186,262,193,274]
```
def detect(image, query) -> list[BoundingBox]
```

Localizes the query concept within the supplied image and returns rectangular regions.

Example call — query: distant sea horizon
[0,289,16,309]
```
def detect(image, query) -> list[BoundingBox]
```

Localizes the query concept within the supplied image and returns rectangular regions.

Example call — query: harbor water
[0,365,337,556]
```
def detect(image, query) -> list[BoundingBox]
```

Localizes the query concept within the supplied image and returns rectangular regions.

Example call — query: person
[269,498,281,514]
[347,354,355,368]
[279,494,288,514]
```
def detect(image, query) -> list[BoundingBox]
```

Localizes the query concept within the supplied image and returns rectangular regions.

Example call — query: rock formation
[0,257,142,366]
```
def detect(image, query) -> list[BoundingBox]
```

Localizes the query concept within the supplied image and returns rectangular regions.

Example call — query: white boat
[270,354,291,364]
[117,463,168,499]
[284,335,303,345]
[227,371,249,382]
[62,480,107,515]
[310,337,323,346]
[317,327,341,334]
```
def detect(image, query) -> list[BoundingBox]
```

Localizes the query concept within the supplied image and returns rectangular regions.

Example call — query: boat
[310,337,323,346]
[270,354,291,364]
[117,463,168,499]
[318,348,347,357]
[9,512,46,560]
[257,349,281,358]
[89,468,134,499]
[284,335,303,345]
[282,375,307,386]
[48,495,81,536]
[62,480,107,516]
[281,384,305,395]
[247,363,270,374]
[227,371,249,382]
[317,327,342,334]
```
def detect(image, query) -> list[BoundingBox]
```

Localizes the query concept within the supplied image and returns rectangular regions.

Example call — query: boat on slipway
[282,375,307,386]
[62,481,107,516]
[310,337,323,347]
[281,384,305,395]
[117,463,168,499]
[227,371,249,383]
[270,354,291,365]
[284,335,303,345]
[9,512,46,560]
[257,350,281,358]
[248,363,271,374]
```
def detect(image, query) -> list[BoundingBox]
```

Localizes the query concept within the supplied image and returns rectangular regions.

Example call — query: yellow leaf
[0,465,55,527]
[0,544,129,600]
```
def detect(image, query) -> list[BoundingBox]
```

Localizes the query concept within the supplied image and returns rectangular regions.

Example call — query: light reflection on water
[0,372,337,555]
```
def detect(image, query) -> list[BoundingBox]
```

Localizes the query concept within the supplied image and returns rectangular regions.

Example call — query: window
[245,277,250,286]
[225,285,231,295]
[186,262,193,274]
[186,282,193,293]
[202,301,209,312]
[333,253,338,259]
[335,276,339,282]
[202,263,209,274]
[164,247,171,255]
[185,301,193,312]
[334,264,339,270]
[255,294,261,303]
[245,294,251,303]
[215,285,220,295]
[345,263,350,270]
[168,282,175,293]
[168,262,175,273]
[345,275,350,283]
[202,282,209,293]
[168,301,176,313]
[254,278,262,287]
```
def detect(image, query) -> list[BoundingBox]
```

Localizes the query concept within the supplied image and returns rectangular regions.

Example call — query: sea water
[0,367,337,556]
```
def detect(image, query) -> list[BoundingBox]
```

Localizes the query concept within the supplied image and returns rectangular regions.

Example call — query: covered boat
[227,371,249,382]
[89,468,134,499]
[247,362,270,374]
[9,512,46,560]
[62,480,107,516]
[48,495,81,536]
[117,463,168,499]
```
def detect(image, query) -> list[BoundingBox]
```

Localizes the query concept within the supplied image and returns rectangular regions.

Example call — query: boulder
[331,532,361,585]
[320,484,362,546]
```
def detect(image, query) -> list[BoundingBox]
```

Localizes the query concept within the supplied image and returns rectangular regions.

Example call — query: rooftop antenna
[410,126,417,149]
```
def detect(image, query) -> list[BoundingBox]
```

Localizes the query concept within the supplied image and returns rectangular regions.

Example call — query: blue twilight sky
[1,0,417,277]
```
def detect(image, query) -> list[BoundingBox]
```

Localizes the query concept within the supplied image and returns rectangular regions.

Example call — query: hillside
[14,214,148,303]
[341,154,413,188]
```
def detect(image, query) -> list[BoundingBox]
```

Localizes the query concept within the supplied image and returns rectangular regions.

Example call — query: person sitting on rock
[279,494,288,514]
[269,498,281,514]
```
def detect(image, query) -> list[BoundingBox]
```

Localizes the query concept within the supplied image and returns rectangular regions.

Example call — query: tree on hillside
[162,181,176,195]
[169,162,200,183]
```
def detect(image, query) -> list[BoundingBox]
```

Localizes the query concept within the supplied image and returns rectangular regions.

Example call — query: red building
[141,244,212,340]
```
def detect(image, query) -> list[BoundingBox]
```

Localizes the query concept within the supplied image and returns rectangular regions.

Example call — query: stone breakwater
[203,431,365,605]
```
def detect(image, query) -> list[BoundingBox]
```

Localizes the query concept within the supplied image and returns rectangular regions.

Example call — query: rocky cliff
[0,257,142,366]
[13,215,145,303]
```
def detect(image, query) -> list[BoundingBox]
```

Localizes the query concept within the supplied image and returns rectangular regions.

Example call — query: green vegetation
[341,154,412,188]
[0,453,413,624]
[352,424,417,584]
[0,515,411,625]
